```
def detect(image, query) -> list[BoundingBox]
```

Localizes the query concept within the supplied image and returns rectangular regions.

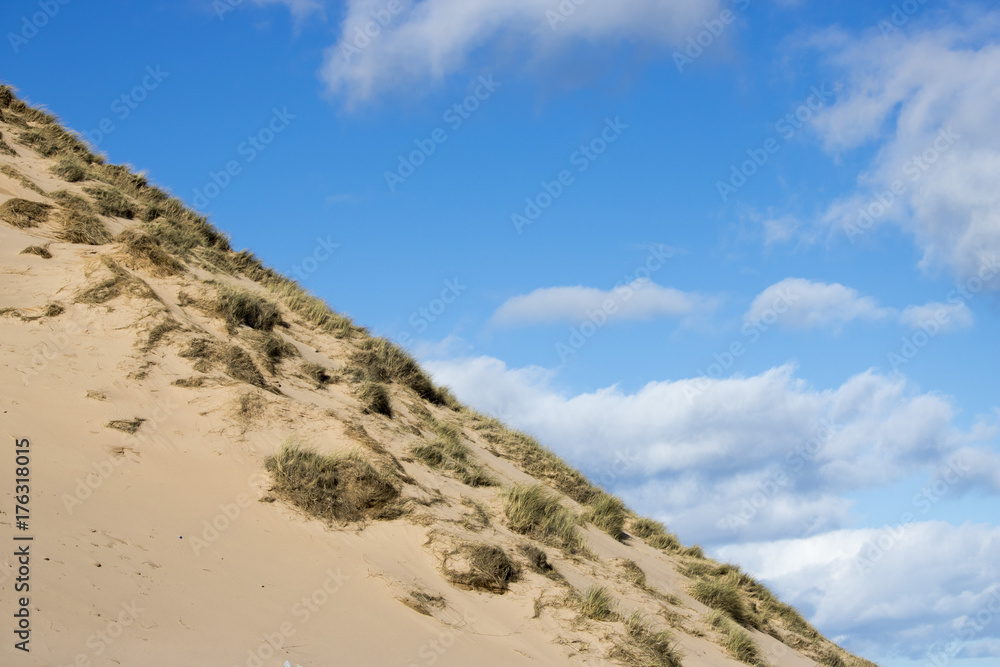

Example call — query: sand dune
[0,87,874,667]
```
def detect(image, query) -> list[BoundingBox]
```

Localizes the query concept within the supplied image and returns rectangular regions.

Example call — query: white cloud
[252,0,325,22]
[900,301,974,332]
[744,278,893,332]
[424,356,1000,544]
[492,279,701,327]
[716,522,1000,657]
[320,0,722,105]
[807,13,1000,287]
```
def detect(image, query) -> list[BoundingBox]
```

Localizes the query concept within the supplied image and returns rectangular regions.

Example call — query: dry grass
[75,257,156,304]
[587,492,626,539]
[708,611,766,666]
[0,198,52,228]
[630,517,682,552]
[44,303,64,318]
[443,543,520,594]
[617,611,684,667]
[58,208,112,245]
[356,380,392,417]
[0,130,16,156]
[106,418,146,435]
[350,336,452,405]
[620,559,647,588]
[0,164,45,194]
[214,285,282,332]
[690,576,758,629]
[411,422,497,487]
[249,330,298,374]
[470,414,599,505]
[115,228,183,276]
[222,344,268,389]
[50,157,87,182]
[580,585,617,621]
[301,361,333,388]
[82,185,136,219]
[503,484,587,556]
[264,441,402,523]
[178,336,270,389]
[20,245,51,259]
[143,319,180,351]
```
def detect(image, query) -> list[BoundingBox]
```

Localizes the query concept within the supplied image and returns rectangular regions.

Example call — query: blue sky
[4,0,1000,663]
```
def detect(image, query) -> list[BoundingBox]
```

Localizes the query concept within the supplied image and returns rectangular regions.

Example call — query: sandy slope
[0,112,846,667]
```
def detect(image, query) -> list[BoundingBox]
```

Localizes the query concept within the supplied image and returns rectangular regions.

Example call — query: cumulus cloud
[716,522,1000,657]
[492,279,702,327]
[900,300,974,332]
[423,356,1000,544]
[744,278,893,332]
[807,12,1000,287]
[320,0,722,105]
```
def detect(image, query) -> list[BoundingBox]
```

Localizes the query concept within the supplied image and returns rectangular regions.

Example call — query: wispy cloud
[492,279,704,327]
[804,11,1000,287]
[319,0,722,106]
[744,278,893,332]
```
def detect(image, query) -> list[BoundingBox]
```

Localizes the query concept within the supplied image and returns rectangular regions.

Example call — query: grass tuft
[82,185,136,219]
[690,577,756,628]
[0,198,52,228]
[356,380,392,417]
[708,611,766,666]
[411,422,497,487]
[301,361,333,388]
[50,157,87,182]
[115,228,183,276]
[0,164,45,194]
[621,611,684,667]
[444,543,520,594]
[351,336,451,405]
[503,484,587,555]
[214,285,282,332]
[106,418,145,435]
[20,245,52,259]
[470,414,599,505]
[580,585,617,621]
[264,441,402,522]
[587,492,626,539]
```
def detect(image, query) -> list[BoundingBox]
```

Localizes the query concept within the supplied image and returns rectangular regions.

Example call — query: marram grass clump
[265,441,402,523]
[503,484,587,555]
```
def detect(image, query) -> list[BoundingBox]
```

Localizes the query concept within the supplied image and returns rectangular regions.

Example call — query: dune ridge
[0,85,876,667]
